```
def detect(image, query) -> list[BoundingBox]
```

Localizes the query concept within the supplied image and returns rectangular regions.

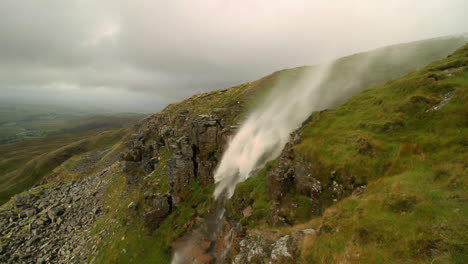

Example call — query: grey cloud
[1,0,467,112]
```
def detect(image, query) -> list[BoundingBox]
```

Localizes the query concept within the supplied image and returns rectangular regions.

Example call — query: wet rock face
[0,170,108,264]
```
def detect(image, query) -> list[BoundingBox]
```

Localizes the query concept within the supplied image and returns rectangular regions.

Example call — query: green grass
[227,166,270,228]
[306,164,466,263]
[295,44,468,263]
[145,146,172,193]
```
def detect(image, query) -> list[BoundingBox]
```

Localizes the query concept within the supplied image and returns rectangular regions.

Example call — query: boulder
[292,162,322,197]
[143,194,172,232]
[233,232,299,264]
[47,207,65,221]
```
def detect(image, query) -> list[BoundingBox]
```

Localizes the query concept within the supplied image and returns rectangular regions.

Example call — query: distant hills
[0,103,144,144]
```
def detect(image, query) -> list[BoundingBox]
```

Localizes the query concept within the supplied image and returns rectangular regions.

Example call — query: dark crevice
[192,144,199,179]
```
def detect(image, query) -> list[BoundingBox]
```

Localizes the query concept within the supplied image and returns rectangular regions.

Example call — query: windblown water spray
[213,63,332,200]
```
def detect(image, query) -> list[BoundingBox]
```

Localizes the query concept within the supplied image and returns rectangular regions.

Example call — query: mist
[0,84,166,113]
[213,64,332,199]
[1,0,467,112]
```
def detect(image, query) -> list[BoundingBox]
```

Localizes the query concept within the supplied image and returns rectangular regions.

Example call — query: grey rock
[143,194,172,231]
[37,201,47,210]
[47,207,64,221]
[25,208,37,218]
[178,109,189,115]
[0,169,107,264]
[127,202,137,210]
[14,193,36,208]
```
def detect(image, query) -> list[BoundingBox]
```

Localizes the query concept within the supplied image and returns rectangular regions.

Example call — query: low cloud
[1,0,467,112]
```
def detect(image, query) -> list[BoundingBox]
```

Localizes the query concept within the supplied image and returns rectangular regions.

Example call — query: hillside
[0,36,467,264]
[0,104,145,204]
[229,43,468,263]
[0,128,131,205]
[0,103,143,144]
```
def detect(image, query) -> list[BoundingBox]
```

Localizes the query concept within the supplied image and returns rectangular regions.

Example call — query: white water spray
[213,63,332,200]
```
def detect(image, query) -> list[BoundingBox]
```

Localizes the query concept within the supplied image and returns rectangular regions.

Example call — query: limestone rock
[143,194,172,232]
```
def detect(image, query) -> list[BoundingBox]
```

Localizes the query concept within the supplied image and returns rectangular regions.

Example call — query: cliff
[0,37,467,264]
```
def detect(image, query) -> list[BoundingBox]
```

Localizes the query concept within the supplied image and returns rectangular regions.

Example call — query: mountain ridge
[0,36,467,263]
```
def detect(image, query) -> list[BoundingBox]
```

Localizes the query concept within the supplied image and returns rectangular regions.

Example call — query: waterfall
[213,62,332,200]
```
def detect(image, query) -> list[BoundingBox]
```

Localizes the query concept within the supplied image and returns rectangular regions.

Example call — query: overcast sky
[0,0,467,112]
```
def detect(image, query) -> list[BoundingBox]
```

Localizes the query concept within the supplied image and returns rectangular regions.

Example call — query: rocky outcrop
[143,193,172,232]
[188,115,224,186]
[266,131,365,225]
[231,229,315,264]
[0,169,108,264]
[120,112,233,196]
[167,135,196,193]
[115,111,237,241]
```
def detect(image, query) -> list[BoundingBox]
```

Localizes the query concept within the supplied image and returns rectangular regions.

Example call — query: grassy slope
[88,37,468,264]
[0,103,144,204]
[0,128,127,205]
[290,44,468,263]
